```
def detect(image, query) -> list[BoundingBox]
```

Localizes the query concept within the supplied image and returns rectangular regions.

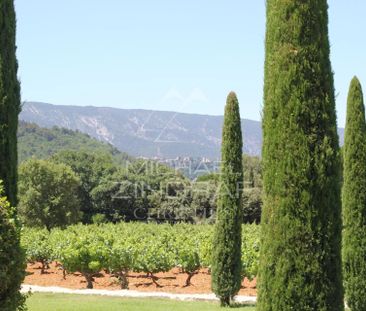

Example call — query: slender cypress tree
[211,92,243,307]
[0,0,21,206]
[0,1,25,310]
[258,1,344,310]
[342,77,366,311]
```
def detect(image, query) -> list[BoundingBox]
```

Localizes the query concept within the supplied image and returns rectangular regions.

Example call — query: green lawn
[26,293,256,311]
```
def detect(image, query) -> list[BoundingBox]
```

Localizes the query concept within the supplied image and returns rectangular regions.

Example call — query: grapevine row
[21,223,259,289]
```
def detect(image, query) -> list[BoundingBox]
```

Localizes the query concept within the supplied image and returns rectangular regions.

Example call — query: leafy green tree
[342,77,366,311]
[211,92,244,306]
[148,177,193,223]
[92,160,189,222]
[190,180,217,224]
[0,0,21,207]
[91,169,150,222]
[258,1,344,310]
[18,159,81,230]
[51,150,117,222]
[0,182,26,311]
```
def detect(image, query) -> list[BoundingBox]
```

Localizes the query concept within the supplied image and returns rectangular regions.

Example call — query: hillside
[20,102,345,159]
[18,121,132,164]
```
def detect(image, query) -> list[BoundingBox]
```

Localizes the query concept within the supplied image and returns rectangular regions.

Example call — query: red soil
[25,262,257,296]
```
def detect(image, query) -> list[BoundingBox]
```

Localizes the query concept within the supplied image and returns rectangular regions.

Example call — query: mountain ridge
[24,101,236,119]
[20,101,344,159]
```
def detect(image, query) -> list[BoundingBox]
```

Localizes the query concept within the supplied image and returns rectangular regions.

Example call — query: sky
[15,0,366,127]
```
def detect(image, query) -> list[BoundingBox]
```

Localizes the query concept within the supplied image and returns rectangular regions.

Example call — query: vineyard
[21,223,259,290]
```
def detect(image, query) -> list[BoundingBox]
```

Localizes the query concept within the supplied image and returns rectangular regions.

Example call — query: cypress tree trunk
[258,1,344,310]
[211,92,243,306]
[0,0,21,206]
[342,77,366,311]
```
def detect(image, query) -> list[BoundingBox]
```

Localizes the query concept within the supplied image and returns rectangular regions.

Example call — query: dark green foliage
[92,160,190,222]
[243,155,262,224]
[242,187,262,224]
[190,180,217,223]
[17,121,133,165]
[196,173,220,183]
[17,120,262,225]
[196,156,263,224]
[18,159,82,230]
[0,2,25,309]
[342,77,366,311]
[50,150,118,223]
[0,183,26,311]
[0,0,21,206]
[243,155,262,189]
[258,1,344,310]
[91,169,151,223]
[211,92,243,306]
[148,178,193,223]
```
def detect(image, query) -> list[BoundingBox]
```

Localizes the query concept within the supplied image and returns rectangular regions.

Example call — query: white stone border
[21,284,257,304]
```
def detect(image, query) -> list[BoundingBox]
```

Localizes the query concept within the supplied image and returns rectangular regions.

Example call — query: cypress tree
[258,1,344,310]
[0,0,21,206]
[0,1,25,309]
[342,77,366,311]
[211,92,243,307]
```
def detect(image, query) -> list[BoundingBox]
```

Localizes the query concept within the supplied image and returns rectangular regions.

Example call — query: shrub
[0,183,26,310]
[18,159,81,230]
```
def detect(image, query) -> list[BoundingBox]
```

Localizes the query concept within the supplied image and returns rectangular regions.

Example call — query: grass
[26,293,256,311]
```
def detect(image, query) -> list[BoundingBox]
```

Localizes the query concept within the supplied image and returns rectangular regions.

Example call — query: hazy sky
[15,1,365,127]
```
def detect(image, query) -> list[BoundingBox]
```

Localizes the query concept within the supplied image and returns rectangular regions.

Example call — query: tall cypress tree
[258,1,344,310]
[0,0,21,206]
[0,1,25,310]
[342,77,366,311]
[211,92,243,307]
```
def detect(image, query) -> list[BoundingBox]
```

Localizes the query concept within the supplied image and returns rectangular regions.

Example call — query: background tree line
[17,150,263,229]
